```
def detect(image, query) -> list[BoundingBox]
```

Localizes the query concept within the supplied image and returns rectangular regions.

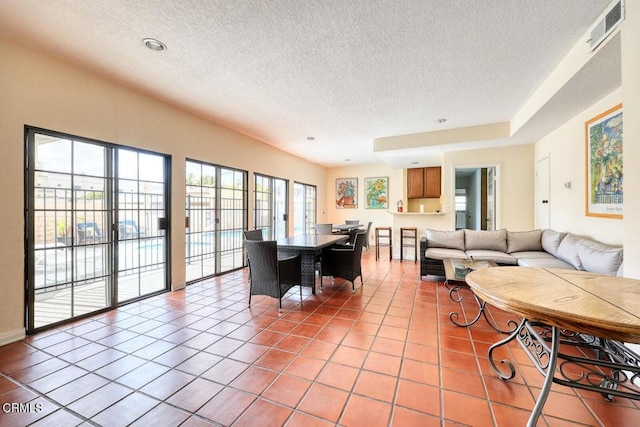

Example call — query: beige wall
[535,88,624,245]
[532,2,640,275]
[444,144,536,231]
[326,146,536,258]
[325,163,402,248]
[622,0,640,279]
[0,39,326,341]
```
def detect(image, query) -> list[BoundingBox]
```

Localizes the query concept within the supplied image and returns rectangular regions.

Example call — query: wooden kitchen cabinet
[424,166,441,198]
[407,166,441,199]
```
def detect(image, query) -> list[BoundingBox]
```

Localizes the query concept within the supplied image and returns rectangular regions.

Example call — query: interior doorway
[454,166,499,230]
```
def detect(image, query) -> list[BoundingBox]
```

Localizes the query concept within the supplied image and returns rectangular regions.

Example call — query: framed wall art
[336,178,357,208]
[364,177,388,209]
[585,103,623,218]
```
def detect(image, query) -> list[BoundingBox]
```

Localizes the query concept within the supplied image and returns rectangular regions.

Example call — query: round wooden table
[466,267,640,427]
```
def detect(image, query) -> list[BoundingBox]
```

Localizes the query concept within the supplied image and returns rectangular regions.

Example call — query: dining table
[332,223,362,233]
[465,266,640,427]
[277,234,348,293]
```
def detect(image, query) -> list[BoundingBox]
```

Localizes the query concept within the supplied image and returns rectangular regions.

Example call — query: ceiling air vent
[589,0,624,51]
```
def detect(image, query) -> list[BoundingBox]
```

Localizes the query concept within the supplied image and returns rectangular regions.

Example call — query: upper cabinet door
[407,168,425,199]
[407,167,441,198]
[424,167,441,198]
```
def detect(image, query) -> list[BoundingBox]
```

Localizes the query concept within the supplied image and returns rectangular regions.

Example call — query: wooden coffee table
[442,258,514,332]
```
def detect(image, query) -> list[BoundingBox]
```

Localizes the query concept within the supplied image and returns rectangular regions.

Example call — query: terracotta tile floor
[1,250,639,426]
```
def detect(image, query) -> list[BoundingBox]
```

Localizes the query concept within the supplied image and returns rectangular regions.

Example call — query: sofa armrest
[419,236,428,260]
[420,236,445,279]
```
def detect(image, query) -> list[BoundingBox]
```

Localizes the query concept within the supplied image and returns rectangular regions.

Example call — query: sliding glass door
[116,149,168,302]
[254,174,288,240]
[25,128,170,333]
[293,182,316,236]
[185,160,247,283]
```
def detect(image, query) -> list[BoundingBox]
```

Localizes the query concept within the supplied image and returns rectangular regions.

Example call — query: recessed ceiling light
[434,118,447,124]
[143,38,167,52]
[344,158,351,162]
[410,161,419,165]
[307,137,315,141]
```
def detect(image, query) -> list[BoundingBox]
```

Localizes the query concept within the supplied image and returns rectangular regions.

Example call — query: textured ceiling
[0,0,613,167]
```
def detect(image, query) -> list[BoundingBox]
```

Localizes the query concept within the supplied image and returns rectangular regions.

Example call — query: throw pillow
[541,229,567,257]
[556,233,584,270]
[578,240,623,276]
[465,229,507,252]
[426,229,465,251]
[507,230,543,253]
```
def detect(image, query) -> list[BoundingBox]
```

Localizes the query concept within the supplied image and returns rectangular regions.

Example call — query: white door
[536,156,550,229]
[486,168,496,231]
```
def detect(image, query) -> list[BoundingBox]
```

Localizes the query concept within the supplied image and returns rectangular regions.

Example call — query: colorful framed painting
[585,103,623,219]
[364,177,388,209]
[336,178,357,208]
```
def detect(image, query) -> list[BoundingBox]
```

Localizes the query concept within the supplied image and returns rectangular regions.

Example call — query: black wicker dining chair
[244,240,302,312]
[320,231,366,292]
[243,229,264,241]
[243,229,264,284]
[363,221,372,251]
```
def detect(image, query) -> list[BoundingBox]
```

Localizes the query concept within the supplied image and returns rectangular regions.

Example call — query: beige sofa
[419,228,624,279]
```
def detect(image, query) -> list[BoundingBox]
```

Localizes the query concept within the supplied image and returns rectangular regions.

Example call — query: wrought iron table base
[488,319,640,427]
[447,282,517,334]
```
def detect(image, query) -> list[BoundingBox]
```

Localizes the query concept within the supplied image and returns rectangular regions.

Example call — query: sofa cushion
[509,250,556,260]
[465,229,507,252]
[507,230,542,253]
[578,239,623,276]
[556,234,584,270]
[425,248,467,260]
[465,249,517,265]
[617,262,624,277]
[426,229,465,251]
[541,229,566,257]
[517,257,576,270]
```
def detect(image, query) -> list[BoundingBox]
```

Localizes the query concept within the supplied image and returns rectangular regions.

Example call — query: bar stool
[375,226,392,261]
[400,227,418,262]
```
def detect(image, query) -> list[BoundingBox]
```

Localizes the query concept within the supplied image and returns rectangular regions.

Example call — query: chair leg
[299,285,302,301]
[352,275,363,293]
[248,293,252,307]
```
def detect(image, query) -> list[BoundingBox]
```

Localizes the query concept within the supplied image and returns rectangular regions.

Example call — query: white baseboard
[0,328,26,347]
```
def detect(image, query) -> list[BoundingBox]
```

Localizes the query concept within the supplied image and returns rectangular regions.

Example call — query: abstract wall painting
[364,177,388,209]
[585,103,623,218]
[336,178,358,209]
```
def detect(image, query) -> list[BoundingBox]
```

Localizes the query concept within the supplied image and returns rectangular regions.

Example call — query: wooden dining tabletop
[466,266,640,344]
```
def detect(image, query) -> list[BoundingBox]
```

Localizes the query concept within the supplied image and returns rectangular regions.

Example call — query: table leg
[526,326,560,427]
[485,317,640,426]
[487,319,559,427]
[299,251,317,294]
[449,287,518,334]
[487,318,524,380]
[278,248,317,294]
